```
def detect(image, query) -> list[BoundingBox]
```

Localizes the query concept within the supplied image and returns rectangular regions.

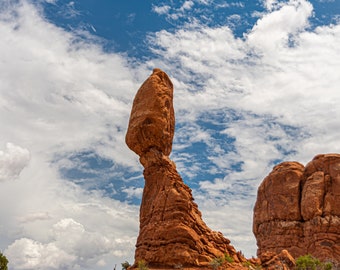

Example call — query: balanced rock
[253,154,340,262]
[126,68,174,157]
[126,69,244,268]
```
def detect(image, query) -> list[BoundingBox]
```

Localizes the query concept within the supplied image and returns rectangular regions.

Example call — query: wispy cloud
[122,186,143,199]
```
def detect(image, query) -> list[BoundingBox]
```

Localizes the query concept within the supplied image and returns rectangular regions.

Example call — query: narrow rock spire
[125,69,244,268]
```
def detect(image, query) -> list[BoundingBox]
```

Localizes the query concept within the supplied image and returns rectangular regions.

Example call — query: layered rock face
[254,154,340,262]
[126,69,243,268]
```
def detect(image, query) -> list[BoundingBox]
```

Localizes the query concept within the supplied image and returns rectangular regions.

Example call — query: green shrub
[209,257,224,270]
[0,252,8,270]
[296,254,321,270]
[242,261,252,268]
[295,255,334,270]
[323,262,333,270]
[224,253,234,263]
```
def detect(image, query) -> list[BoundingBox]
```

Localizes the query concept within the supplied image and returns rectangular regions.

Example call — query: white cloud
[152,1,196,21]
[0,1,140,268]
[152,4,171,15]
[195,194,256,256]
[181,1,194,11]
[5,216,120,270]
[1,155,139,269]
[122,187,143,199]
[263,0,283,11]
[0,0,142,167]
[18,212,52,223]
[247,0,313,55]
[5,238,76,270]
[196,0,211,5]
[0,143,30,182]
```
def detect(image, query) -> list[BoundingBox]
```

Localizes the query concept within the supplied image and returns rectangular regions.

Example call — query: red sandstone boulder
[254,154,340,262]
[254,161,304,224]
[126,68,174,157]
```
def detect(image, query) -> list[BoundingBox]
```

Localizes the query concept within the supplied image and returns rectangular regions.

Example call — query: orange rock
[126,69,243,268]
[260,250,295,270]
[126,68,174,157]
[253,154,340,262]
[301,171,325,220]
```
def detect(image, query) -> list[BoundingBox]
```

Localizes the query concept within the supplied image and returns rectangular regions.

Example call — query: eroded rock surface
[126,68,174,157]
[260,250,296,270]
[126,69,244,268]
[254,154,340,262]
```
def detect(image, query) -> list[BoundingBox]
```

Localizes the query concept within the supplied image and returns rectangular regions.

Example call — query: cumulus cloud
[1,151,139,269]
[6,218,116,269]
[5,238,76,270]
[0,143,30,182]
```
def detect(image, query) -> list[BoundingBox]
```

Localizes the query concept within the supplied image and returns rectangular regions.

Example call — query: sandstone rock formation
[260,250,296,270]
[126,69,245,268]
[254,153,340,262]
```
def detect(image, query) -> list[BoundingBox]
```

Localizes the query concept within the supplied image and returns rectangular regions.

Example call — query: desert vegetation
[295,255,335,270]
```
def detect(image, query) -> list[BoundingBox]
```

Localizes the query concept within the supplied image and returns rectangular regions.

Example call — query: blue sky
[41,0,339,52]
[0,0,340,269]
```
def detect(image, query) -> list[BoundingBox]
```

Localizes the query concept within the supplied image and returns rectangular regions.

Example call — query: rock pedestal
[253,154,340,262]
[126,69,243,268]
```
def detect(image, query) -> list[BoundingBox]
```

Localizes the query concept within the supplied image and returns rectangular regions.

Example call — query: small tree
[0,252,8,270]
[296,254,320,270]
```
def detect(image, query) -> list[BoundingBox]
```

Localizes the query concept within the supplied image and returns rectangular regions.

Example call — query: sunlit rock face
[125,68,175,158]
[126,69,244,268]
[254,154,340,262]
